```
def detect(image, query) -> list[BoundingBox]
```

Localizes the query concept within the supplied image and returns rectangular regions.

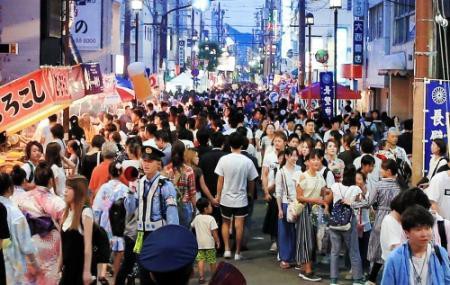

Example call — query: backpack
[81,206,111,264]
[109,198,126,237]
[328,185,353,231]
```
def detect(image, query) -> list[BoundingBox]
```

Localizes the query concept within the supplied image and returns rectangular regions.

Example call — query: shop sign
[72,0,103,50]
[353,19,364,65]
[319,71,334,119]
[423,79,449,174]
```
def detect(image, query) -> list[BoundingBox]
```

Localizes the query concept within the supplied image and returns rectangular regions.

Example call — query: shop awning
[377,52,412,76]
[299,82,361,100]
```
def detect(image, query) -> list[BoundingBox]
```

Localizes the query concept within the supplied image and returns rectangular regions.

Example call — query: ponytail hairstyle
[381,158,398,176]
[280,147,299,168]
[109,161,123,179]
[68,140,82,159]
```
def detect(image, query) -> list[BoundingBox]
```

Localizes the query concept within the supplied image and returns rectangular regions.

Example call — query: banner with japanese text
[319,71,334,119]
[0,69,54,132]
[423,79,450,174]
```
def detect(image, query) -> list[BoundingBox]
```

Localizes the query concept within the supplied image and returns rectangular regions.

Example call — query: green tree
[198,41,222,71]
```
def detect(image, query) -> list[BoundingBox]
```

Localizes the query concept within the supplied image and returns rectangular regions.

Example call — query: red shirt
[89,161,111,199]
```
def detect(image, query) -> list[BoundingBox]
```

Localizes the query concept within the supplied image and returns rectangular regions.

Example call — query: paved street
[189,199,356,285]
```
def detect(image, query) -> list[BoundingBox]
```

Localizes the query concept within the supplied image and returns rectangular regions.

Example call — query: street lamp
[131,0,143,62]
[305,13,314,87]
[330,0,341,115]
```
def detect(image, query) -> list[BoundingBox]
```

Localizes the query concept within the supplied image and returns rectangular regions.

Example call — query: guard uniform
[124,145,179,285]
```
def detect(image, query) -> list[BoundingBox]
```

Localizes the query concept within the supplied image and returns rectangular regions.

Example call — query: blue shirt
[124,173,179,226]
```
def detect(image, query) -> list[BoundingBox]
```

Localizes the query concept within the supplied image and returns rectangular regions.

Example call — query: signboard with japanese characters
[423,79,450,174]
[179,40,185,68]
[81,63,104,95]
[353,0,365,17]
[319,71,334,119]
[353,19,364,65]
[72,0,103,50]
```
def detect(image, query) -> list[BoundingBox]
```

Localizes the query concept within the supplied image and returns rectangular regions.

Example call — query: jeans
[330,217,363,281]
[179,202,193,228]
[359,230,371,271]
[277,203,296,263]
[115,236,137,285]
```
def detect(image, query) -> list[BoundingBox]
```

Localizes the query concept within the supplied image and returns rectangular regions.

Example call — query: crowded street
[1,0,450,285]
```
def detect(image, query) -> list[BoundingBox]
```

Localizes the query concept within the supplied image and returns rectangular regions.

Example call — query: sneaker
[234,253,244,260]
[269,242,278,252]
[294,265,303,271]
[320,255,330,264]
[364,282,376,285]
[299,272,322,282]
[352,280,365,285]
[223,251,232,259]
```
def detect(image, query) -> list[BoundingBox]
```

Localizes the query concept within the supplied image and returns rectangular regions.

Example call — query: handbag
[281,169,304,223]
[328,185,353,231]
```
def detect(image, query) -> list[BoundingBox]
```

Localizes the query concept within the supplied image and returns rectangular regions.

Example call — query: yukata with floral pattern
[0,196,36,285]
[15,186,65,285]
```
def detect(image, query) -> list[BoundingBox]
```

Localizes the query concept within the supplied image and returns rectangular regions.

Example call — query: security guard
[124,145,179,285]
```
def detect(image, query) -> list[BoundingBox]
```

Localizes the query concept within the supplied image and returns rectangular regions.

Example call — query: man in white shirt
[426,170,450,220]
[353,138,382,182]
[215,132,258,261]
[323,117,344,143]
[385,127,411,166]
[40,114,58,151]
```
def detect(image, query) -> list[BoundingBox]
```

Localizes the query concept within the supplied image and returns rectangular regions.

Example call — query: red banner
[0,69,54,130]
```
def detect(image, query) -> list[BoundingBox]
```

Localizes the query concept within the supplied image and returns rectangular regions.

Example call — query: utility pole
[191,7,195,68]
[298,0,305,89]
[63,0,71,132]
[152,0,158,73]
[123,0,132,76]
[411,0,435,183]
[176,0,180,67]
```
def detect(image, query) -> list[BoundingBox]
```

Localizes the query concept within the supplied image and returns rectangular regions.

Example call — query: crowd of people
[0,87,450,285]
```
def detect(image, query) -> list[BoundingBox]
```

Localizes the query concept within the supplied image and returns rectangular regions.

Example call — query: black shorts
[220,205,248,219]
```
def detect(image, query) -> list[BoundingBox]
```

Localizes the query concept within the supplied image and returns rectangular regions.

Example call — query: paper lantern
[127,62,151,102]
[315,49,329,64]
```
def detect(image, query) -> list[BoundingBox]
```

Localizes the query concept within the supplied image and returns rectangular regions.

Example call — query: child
[191,198,220,284]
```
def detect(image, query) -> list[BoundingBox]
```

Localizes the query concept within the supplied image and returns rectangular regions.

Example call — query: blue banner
[424,80,450,174]
[353,19,364,65]
[319,71,334,119]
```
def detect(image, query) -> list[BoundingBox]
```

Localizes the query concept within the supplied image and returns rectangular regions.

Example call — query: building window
[393,0,415,45]
[368,3,383,41]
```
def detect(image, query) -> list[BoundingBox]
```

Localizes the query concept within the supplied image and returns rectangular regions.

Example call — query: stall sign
[319,71,334,119]
[45,67,72,103]
[68,65,86,101]
[353,19,364,65]
[423,79,449,174]
[82,63,104,95]
[0,70,53,131]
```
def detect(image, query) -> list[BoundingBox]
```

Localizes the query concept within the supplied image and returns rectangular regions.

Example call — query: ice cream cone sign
[127,62,151,102]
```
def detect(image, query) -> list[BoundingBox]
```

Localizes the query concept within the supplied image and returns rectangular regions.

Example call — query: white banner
[71,0,102,51]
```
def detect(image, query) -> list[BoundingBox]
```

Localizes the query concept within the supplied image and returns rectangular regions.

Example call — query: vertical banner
[423,79,449,174]
[353,19,364,65]
[178,40,185,69]
[353,0,365,17]
[319,71,334,119]
[82,63,104,95]
[72,0,103,51]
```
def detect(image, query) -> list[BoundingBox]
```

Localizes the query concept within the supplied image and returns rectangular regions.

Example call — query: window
[368,3,383,41]
[393,0,415,45]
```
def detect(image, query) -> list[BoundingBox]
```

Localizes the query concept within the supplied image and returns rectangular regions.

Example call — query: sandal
[279,261,291,269]
[199,277,206,284]
[98,277,110,285]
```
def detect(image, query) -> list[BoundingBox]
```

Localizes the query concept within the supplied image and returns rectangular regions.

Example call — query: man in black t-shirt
[0,202,10,285]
